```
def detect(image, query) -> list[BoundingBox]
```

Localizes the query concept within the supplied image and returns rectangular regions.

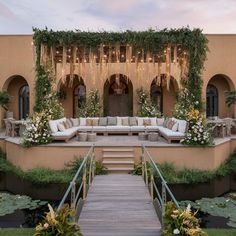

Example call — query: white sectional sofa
[48,116,188,143]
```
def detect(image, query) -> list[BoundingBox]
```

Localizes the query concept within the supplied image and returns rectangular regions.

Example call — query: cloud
[0,0,235,34]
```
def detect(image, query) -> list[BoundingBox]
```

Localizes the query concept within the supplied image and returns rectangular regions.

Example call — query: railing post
[88,153,94,186]
[162,181,167,217]
[150,171,154,201]
[70,181,76,210]
[141,146,144,179]
[83,164,87,200]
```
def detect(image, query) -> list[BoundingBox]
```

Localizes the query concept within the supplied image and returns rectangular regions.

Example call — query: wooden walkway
[79,174,162,236]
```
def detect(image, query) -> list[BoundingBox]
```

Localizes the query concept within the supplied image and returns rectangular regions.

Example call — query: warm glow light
[56,51,59,54]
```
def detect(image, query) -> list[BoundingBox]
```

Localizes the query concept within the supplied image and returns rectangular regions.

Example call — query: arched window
[206,84,218,117]
[73,84,86,116]
[19,85,29,119]
[150,81,163,113]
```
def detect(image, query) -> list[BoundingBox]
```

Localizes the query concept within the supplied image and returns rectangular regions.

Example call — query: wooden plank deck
[79,174,162,236]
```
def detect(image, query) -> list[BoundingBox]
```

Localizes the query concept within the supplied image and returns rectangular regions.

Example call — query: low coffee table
[138,132,149,140]
[78,132,87,141]
[148,132,159,141]
[87,133,97,142]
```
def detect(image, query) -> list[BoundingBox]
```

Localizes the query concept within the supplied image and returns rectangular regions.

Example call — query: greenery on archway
[33,27,208,112]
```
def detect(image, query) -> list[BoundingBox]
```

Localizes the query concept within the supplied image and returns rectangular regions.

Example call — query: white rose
[173,229,180,234]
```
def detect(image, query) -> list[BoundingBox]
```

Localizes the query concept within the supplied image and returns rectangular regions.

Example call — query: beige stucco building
[0,34,236,124]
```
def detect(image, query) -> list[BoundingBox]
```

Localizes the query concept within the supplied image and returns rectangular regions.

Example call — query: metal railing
[57,144,95,212]
[141,145,179,223]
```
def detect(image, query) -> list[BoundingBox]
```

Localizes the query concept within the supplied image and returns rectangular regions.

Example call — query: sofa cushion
[58,123,66,132]
[177,119,187,133]
[163,118,169,127]
[158,126,185,137]
[150,117,157,126]
[78,126,92,131]
[117,117,122,126]
[143,118,151,126]
[122,117,129,126]
[86,119,93,126]
[146,126,159,131]
[70,118,79,127]
[66,119,73,128]
[49,120,58,133]
[52,127,78,137]
[80,118,86,126]
[137,117,144,126]
[107,117,117,126]
[129,117,137,126]
[130,126,146,131]
[49,117,66,133]
[157,118,165,126]
[107,126,130,131]
[92,126,107,131]
[99,117,107,126]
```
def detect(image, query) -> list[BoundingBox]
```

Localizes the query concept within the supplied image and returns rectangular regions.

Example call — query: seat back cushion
[137,117,144,126]
[157,118,165,126]
[66,118,73,128]
[150,117,157,126]
[99,117,107,126]
[178,120,187,133]
[49,120,58,133]
[129,117,137,126]
[80,118,86,126]
[107,117,117,126]
[70,118,79,127]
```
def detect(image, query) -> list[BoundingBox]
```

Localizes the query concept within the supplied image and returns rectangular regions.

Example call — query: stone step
[106,167,134,174]
[103,154,134,158]
[103,148,134,152]
[103,160,134,165]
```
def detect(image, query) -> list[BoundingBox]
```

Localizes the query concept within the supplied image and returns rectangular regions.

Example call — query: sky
[0,0,236,34]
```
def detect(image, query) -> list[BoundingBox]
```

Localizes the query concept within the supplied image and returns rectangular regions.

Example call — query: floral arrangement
[22,110,52,147]
[181,108,211,146]
[163,201,208,236]
[137,88,161,117]
[34,204,83,236]
[77,89,101,117]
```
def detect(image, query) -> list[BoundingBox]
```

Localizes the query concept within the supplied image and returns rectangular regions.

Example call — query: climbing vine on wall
[33,27,208,112]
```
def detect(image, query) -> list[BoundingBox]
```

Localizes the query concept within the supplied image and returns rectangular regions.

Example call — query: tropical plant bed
[0,172,73,201]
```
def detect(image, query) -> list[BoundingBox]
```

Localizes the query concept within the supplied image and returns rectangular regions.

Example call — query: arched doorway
[19,85,29,119]
[206,84,218,117]
[2,75,29,119]
[104,74,133,116]
[150,75,178,116]
[206,74,234,118]
[59,75,86,117]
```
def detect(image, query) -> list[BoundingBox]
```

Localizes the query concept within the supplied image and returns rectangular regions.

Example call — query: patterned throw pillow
[66,119,73,128]
[86,119,93,126]
[129,117,137,126]
[107,117,117,126]
[63,121,70,129]
[99,117,107,126]
[92,118,99,126]
[122,117,129,126]
[143,119,151,126]
[167,119,176,130]
[57,123,65,132]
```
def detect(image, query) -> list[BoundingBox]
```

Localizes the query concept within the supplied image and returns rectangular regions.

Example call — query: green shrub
[95,160,108,175]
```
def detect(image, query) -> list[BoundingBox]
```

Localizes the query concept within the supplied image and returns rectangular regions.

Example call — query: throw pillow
[70,118,79,127]
[63,121,70,129]
[57,123,65,132]
[157,118,165,126]
[143,119,151,126]
[107,117,117,126]
[49,120,58,133]
[122,117,129,126]
[86,119,93,126]
[116,117,122,126]
[66,118,73,128]
[80,118,86,126]
[163,118,169,127]
[129,117,137,126]
[92,118,99,126]
[150,117,157,126]
[137,117,144,126]
[99,117,107,126]
[167,119,176,130]
[178,120,187,133]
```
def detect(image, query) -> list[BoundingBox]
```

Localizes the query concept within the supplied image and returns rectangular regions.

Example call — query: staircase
[102,148,134,173]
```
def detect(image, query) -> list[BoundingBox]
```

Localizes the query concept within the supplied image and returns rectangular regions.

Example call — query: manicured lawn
[0,228,35,236]
[205,229,236,236]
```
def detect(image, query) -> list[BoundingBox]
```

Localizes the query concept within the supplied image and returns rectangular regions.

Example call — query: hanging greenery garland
[33,27,208,112]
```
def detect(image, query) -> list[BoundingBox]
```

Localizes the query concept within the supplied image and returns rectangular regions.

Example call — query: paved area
[79,174,162,236]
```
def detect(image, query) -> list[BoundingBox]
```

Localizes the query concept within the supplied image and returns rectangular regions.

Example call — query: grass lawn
[0,228,35,236]
[205,229,236,236]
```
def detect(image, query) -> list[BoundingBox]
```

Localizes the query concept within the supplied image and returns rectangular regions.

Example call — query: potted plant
[0,90,12,118]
